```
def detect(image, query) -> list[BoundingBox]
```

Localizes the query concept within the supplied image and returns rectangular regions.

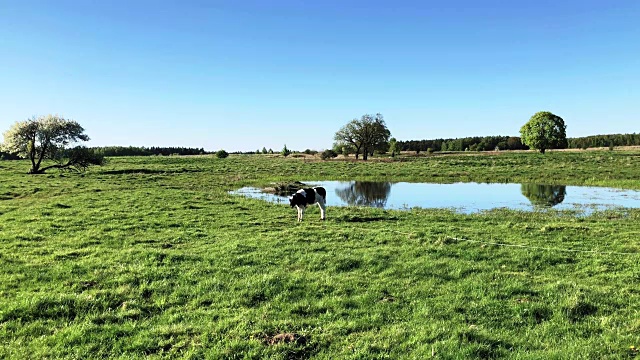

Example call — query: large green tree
[334,113,391,160]
[520,111,567,154]
[2,114,104,174]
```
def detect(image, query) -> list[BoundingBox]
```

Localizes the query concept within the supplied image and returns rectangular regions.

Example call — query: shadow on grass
[334,208,398,223]
[335,214,398,223]
[100,168,201,175]
[566,300,598,322]
[458,329,514,359]
[0,192,21,200]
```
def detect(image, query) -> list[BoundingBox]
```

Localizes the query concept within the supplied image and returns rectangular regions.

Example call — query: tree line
[398,136,528,152]
[90,146,206,157]
[567,133,640,149]
[398,133,640,153]
[3,112,638,175]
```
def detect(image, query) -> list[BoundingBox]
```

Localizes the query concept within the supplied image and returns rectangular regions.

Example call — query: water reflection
[521,184,567,208]
[230,180,640,214]
[335,181,392,208]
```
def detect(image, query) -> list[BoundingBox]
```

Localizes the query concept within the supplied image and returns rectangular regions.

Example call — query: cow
[289,187,327,222]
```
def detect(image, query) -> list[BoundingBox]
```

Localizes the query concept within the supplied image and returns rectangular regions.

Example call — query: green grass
[1,151,640,359]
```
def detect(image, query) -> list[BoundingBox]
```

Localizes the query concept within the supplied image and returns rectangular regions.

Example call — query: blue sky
[1,1,638,152]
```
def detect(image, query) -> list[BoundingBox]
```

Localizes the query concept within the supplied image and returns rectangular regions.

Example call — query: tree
[368,114,391,157]
[388,137,398,157]
[520,111,567,154]
[334,113,391,160]
[341,145,355,157]
[506,136,524,150]
[334,119,363,159]
[2,114,104,174]
[333,143,355,157]
[261,147,268,154]
[281,144,291,157]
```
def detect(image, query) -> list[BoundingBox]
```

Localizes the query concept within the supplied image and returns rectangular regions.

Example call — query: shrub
[60,146,106,171]
[216,150,229,158]
[281,144,291,157]
[0,151,21,160]
[320,149,338,160]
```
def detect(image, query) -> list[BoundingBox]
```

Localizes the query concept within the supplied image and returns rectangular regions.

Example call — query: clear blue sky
[1,1,638,152]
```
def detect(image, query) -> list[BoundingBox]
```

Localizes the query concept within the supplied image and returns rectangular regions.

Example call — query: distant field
[1,151,640,359]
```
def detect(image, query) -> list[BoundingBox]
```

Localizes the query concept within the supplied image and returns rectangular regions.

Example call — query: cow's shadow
[335,214,397,223]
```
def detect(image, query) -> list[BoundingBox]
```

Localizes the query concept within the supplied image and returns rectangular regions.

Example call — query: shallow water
[230,181,640,214]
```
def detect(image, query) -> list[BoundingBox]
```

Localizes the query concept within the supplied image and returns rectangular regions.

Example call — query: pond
[230,181,640,214]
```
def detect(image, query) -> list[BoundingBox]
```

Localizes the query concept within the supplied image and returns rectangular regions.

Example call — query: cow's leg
[297,206,305,222]
[318,200,326,220]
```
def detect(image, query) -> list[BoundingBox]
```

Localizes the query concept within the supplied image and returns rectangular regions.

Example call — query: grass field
[1,151,640,359]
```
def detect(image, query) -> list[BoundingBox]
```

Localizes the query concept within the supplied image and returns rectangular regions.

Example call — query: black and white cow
[289,187,327,222]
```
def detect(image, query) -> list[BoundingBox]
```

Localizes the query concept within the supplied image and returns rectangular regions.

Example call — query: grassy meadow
[1,150,640,359]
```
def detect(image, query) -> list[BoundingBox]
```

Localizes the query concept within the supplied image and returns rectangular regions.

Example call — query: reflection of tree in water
[521,184,567,207]
[335,181,392,208]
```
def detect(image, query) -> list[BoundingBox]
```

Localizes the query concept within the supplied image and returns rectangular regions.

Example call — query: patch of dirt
[80,280,97,289]
[263,181,308,196]
[380,294,395,302]
[265,333,308,346]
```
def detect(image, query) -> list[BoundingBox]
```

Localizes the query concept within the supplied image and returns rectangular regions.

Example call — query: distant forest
[2,146,206,160]
[567,133,640,149]
[398,133,640,152]
[3,134,639,161]
[90,146,206,157]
